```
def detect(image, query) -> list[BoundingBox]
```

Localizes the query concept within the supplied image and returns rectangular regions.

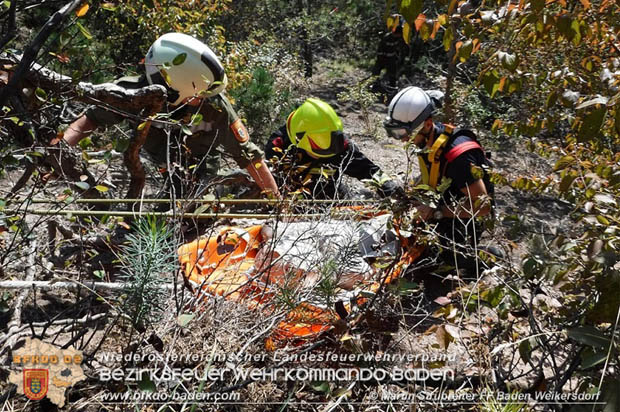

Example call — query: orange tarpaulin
[178,217,423,348]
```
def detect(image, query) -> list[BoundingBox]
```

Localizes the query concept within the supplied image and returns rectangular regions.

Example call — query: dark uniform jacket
[423,123,494,206]
[265,125,397,199]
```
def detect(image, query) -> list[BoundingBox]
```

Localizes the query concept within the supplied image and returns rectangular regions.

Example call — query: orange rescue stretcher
[177,215,423,349]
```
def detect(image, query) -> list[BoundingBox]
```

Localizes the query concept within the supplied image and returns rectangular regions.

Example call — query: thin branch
[0,0,82,106]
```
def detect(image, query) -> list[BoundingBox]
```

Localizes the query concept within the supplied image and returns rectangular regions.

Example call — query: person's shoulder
[203,93,239,121]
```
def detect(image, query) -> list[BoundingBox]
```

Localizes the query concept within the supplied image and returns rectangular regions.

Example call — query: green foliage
[316,259,339,308]
[118,216,175,328]
[224,0,383,60]
[337,76,381,137]
[229,66,295,143]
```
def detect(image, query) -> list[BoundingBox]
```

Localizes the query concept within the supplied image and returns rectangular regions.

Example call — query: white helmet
[145,33,228,105]
[383,87,443,139]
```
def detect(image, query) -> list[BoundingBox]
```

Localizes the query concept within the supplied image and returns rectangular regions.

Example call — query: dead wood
[2,53,168,199]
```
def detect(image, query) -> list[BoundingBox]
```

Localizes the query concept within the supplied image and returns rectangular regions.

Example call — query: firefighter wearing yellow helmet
[266,98,401,199]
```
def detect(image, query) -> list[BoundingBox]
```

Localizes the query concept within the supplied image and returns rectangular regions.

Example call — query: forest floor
[0,57,577,411]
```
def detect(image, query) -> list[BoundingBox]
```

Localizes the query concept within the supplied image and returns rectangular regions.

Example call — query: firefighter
[265,98,401,200]
[371,14,409,94]
[384,86,497,271]
[61,33,280,199]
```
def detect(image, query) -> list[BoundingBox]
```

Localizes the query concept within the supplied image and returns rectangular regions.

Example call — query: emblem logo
[231,119,249,143]
[23,369,48,401]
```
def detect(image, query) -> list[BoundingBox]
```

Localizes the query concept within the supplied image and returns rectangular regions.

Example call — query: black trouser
[435,217,486,273]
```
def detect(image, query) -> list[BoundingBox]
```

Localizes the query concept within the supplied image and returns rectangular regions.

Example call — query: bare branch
[0,0,82,106]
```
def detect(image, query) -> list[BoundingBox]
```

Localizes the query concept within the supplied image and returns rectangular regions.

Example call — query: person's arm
[62,115,98,146]
[440,178,491,218]
[245,158,281,199]
[417,149,492,220]
[416,178,491,220]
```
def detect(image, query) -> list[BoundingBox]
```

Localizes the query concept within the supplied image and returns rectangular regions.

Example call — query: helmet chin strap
[415,120,434,148]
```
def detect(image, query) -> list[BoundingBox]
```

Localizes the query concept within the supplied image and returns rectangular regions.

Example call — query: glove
[378,179,405,199]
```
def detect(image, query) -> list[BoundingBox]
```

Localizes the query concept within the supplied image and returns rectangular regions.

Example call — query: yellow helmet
[286,98,345,158]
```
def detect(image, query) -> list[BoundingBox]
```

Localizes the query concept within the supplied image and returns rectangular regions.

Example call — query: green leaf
[570,19,581,45]
[194,204,210,215]
[553,156,575,172]
[458,40,473,62]
[177,313,195,327]
[567,326,613,349]
[137,121,147,131]
[498,52,518,72]
[172,52,187,66]
[114,137,130,152]
[556,15,572,39]
[75,181,90,191]
[95,185,109,193]
[531,0,544,12]
[482,286,505,307]
[101,2,117,11]
[34,87,48,101]
[559,174,577,192]
[310,381,330,393]
[181,125,193,135]
[75,22,92,40]
[580,349,608,369]
[522,257,540,278]
[190,113,203,126]
[577,106,607,142]
[546,91,558,109]
[596,215,610,225]
[93,270,105,279]
[399,0,423,28]
[443,26,454,52]
[518,339,532,363]
[600,378,620,412]
[482,71,500,96]
[78,137,92,149]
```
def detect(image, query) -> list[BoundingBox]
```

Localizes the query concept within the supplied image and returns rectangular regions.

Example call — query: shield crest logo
[23,369,48,401]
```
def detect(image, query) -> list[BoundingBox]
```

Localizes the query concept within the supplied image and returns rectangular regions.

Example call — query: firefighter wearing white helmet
[384,86,498,272]
[62,33,280,199]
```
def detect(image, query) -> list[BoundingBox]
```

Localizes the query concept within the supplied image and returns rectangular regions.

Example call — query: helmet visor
[383,119,425,141]
[307,130,346,157]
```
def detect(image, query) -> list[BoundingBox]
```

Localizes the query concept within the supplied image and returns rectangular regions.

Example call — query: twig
[0,280,178,291]
[0,0,82,106]
[3,208,363,220]
[3,237,37,353]
[0,313,107,348]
